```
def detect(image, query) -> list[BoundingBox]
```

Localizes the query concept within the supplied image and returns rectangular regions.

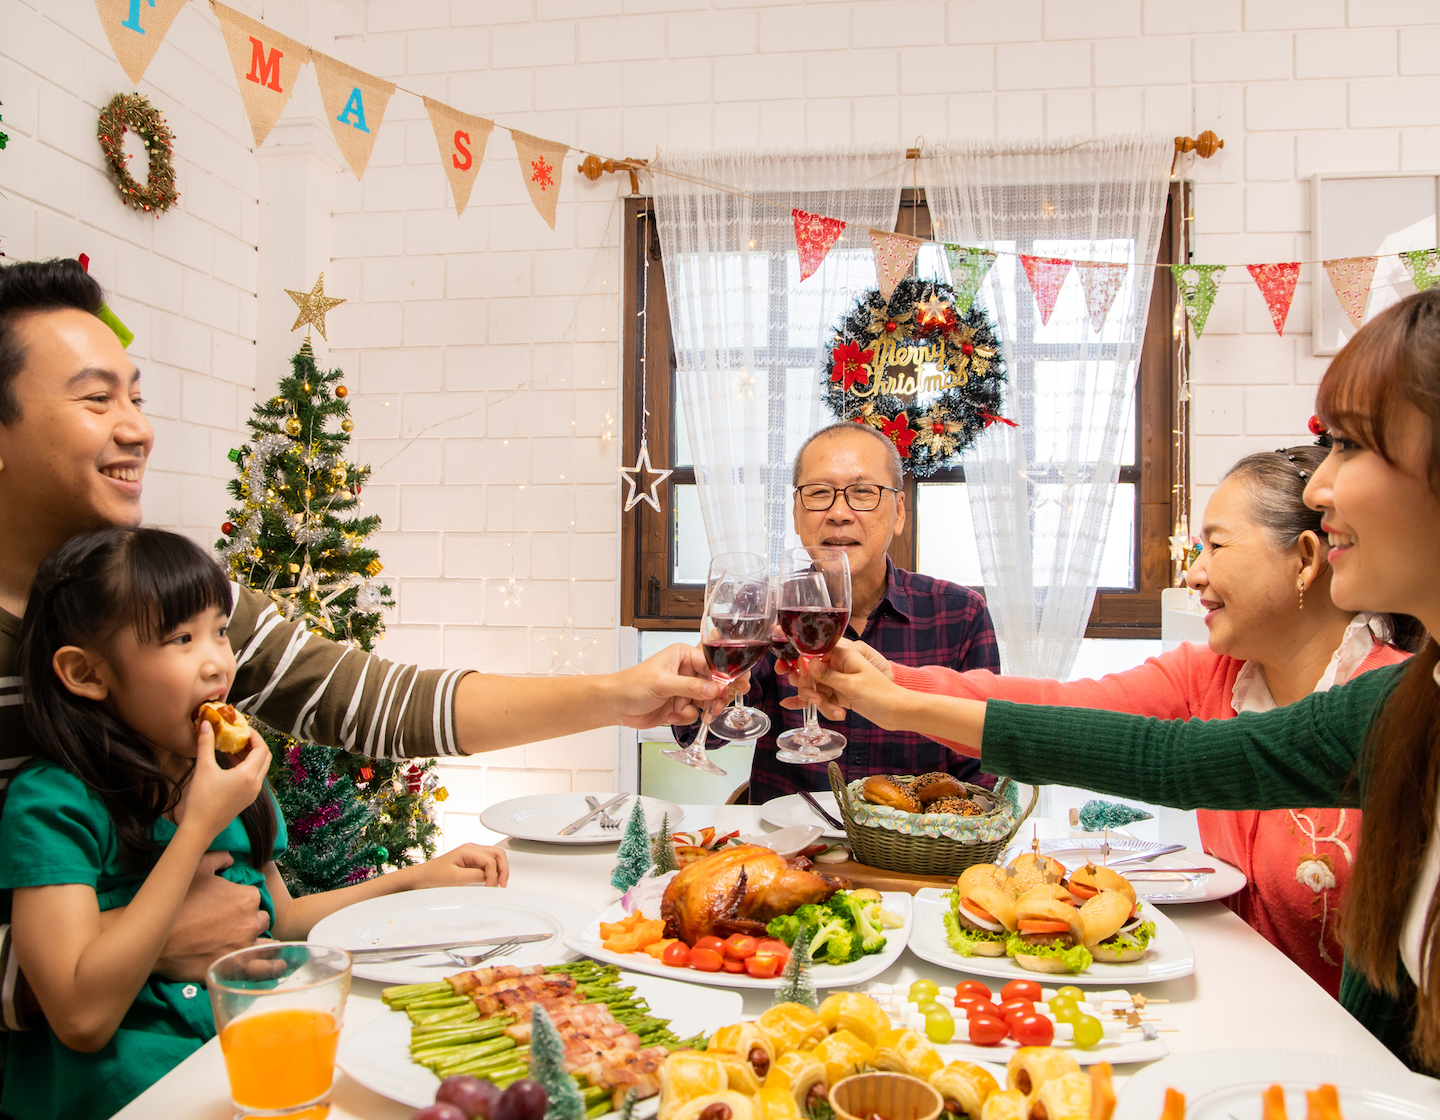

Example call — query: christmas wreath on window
[821,276,1009,478]
[97,93,179,216]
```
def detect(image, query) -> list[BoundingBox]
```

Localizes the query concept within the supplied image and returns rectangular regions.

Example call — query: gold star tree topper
[285,273,346,341]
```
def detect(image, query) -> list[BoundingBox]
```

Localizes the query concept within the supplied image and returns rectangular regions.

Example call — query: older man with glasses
[677,422,1000,803]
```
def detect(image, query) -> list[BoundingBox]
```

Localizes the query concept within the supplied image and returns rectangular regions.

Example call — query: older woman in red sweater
[813,443,1414,997]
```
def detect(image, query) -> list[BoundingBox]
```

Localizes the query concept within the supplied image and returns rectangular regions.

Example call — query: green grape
[923,1009,955,1044]
[1056,985,1084,1003]
[1072,1014,1103,1049]
[908,980,940,1003]
[1053,1004,1083,1026]
[916,999,945,1017]
[1047,994,1077,1016]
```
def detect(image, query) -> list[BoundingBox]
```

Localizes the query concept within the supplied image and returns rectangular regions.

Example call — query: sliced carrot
[1088,1062,1115,1120]
[1017,919,1072,934]
[1159,1088,1185,1120]
[1305,1085,1340,1120]
[1262,1084,1287,1120]
[643,938,678,960]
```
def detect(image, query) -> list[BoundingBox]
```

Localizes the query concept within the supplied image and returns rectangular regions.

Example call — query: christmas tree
[773,932,817,1010]
[650,814,678,875]
[217,338,442,893]
[611,799,653,892]
[527,1006,586,1120]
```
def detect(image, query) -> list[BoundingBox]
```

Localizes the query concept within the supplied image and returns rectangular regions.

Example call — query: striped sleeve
[227,584,471,758]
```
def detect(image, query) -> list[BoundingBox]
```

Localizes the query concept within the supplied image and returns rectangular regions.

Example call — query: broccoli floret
[835,893,887,956]
[765,914,804,946]
[807,918,858,966]
[794,903,829,927]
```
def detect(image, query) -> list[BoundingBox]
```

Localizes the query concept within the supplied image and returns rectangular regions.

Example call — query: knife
[1102,844,1187,867]
[347,932,552,962]
[1123,867,1216,877]
[798,790,844,831]
[559,792,630,836]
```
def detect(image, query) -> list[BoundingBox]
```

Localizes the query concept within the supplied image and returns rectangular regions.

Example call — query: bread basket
[827,762,1038,877]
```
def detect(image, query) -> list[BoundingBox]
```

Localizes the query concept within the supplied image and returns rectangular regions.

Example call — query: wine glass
[774,546,851,764]
[708,562,773,744]
[662,552,774,776]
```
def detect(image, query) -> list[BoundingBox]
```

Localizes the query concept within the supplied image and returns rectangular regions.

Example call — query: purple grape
[411,1105,468,1120]
[438,1076,501,1120]
[493,1079,549,1120]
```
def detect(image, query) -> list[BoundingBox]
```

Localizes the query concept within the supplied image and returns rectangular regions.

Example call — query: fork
[445,937,523,967]
[587,795,621,830]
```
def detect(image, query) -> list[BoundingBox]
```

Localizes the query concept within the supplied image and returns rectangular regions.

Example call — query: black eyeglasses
[1275,448,1312,482]
[795,483,901,512]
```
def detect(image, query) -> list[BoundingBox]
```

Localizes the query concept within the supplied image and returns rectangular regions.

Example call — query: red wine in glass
[777,606,849,658]
[772,635,801,662]
[703,639,771,677]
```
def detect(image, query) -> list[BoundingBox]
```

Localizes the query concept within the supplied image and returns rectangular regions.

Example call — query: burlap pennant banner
[1401,249,1440,293]
[1323,256,1378,330]
[868,230,922,301]
[511,130,569,230]
[1019,254,1073,326]
[211,1,309,146]
[1247,262,1301,336]
[95,0,191,86]
[424,97,494,217]
[793,209,846,282]
[311,51,395,180]
[1172,265,1225,338]
[1075,261,1128,332]
[943,245,997,313]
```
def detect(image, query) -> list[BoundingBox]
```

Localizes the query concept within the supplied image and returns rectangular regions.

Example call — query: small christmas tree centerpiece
[650,813,678,875]
[611,798,654,892]
[772,930,818,1010]
[528,1006,586,1120]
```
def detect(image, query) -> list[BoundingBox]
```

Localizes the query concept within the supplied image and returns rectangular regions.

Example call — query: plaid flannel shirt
[679,559,1001,804]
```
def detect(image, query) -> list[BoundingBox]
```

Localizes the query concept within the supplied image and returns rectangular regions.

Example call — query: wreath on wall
[97,93,179,216]
[822,276,1009,478]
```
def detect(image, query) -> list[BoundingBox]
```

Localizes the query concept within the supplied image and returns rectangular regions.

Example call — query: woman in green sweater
[799,289,1440,1073]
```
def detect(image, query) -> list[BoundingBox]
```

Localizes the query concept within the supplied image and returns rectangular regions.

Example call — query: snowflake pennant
[511,129,570,230]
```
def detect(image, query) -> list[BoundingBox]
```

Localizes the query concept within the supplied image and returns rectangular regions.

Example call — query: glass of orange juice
[208,943,352,1119]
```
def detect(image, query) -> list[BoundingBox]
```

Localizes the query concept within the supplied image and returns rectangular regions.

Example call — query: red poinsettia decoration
[880,412,916,457]
[831,341,874,392]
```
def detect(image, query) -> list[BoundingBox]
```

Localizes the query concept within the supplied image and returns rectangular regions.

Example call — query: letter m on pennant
[246,36,284,91]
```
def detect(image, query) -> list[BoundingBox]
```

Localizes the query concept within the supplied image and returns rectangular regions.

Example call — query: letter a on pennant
[311,51,395,179]
[211,1,310,146]
[96,0,190,85]
[511,130,570,231]
[424,98,494,217]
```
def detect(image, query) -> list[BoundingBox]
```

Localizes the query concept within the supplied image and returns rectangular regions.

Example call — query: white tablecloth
[114,807,1410,1119]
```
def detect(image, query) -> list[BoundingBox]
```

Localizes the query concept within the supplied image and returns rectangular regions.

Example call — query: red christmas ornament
[360,765,373,781]
[336,385,348,399]
[961,342,974,355]
[404,762,423,794]
[884,320,898,333]
[354,486,362,497]
[222,521,235,535]
[1308,415,1327,437]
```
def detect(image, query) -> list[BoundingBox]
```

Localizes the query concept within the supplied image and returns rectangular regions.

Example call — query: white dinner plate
[310,887,592,984]
[908,887,1194,986]
[337,970,743,1113]
[759,792,847,840]
[1115,1048,1440,1120]
[479,793,685,845]
[565,892,913,990]
[1007,837,1247,905]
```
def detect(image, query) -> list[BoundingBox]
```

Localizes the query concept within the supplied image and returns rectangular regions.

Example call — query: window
[621,184,1190,637]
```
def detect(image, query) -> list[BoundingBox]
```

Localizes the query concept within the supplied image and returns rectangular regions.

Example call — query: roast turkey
[660,844,846,943]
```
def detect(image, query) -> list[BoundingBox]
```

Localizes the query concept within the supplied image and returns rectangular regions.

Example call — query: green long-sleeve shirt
[980,659,1421,1066]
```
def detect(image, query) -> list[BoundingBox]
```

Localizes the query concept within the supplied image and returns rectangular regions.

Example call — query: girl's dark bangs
[121,530,233,642]
[1314,313,1404,462]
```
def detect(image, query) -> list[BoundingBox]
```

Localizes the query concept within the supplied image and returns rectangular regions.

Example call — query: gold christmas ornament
[330,464,347,485]
[366,558,383,577]
[251,548,263,561]
[285,417,302,437]
[434,787,449,802]
[284,273,346,341]
[288,562,301,574]
[341,418,354,433]
[336,385,348,399]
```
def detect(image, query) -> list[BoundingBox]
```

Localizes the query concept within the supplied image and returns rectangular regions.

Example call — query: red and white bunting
[1247,262,1302,336]
[1019,255,1073,326]
[868,230,922,301]
[1323,256,1378,330]
[1075,261,1128,332]
[793,209,846,282]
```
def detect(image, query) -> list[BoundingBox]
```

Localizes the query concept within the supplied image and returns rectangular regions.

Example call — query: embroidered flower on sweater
[1296,852,1337,893]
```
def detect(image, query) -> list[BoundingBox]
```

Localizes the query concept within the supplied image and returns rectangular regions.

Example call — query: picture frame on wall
[1311,171,1439,356]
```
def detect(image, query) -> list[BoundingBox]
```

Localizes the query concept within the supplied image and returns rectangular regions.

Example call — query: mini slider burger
[944,878,1017,957]
[194,701,252,754]
[1007,851,1067,895]
[1079,890,1155,963]
[1066,862,1137,905]
[1006,895,1092,974]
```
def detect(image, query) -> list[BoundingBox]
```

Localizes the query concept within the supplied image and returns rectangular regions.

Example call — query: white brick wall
[11,0,1440,848]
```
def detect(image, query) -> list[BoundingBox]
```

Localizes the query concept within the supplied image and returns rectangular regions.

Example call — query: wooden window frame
[620,184,1190,637]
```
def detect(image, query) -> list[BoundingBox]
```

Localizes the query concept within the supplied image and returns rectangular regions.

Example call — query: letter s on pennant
[453,130,472,171]
[246,36,284,91]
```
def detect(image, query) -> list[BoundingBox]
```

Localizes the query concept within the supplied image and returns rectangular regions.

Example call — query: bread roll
[860,775,921,813]
[911,772,965,804]
[195,701,250,754]
[1030,1073,1091,1120]
[956,864,1015,898]
[1007,852,1066,895]
[930,1062,1000,1120]
[1067,863,1136,905]
[1017,884,1074,907]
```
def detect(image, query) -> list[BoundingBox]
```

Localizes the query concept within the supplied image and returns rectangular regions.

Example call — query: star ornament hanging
[285,273,346,341]
[619,439,672,514]
[538,620,596,676]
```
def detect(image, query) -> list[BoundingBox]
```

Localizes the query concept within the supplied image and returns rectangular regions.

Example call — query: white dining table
[116,806,1422,1119]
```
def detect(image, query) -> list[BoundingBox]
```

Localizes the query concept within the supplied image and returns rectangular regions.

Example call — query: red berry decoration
[961,342,974,355]
[884,320,897,332]
[336,385,349,398]
[222,521,235,535]
[1308,414,1327,437]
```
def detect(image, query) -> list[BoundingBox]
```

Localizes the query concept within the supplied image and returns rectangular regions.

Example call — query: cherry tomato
[660,941,691,968]
[723,935,758,960]
[1000,979,1043,1004]
[955,996,999,1018]
[955,980,992,1002]
[967,1013,1008,1046]
[690,947,723,972]
[722,958,747,973]
[694,936,725,954]
[756,940,790,959]
[744,953,783,979]
[908,980,940,1002]
[1056,985,1084,1003]
[1072,1014,1104,1049]
[999,998,1035,1019]
[1011,1012,1055,1048]
[923,1009,955,1044]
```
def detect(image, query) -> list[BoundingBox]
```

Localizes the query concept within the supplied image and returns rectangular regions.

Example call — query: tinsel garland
[97,92,179,215]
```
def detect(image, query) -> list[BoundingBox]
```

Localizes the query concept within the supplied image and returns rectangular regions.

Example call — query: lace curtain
[650,149,908,564]
[926,135,1172,680]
